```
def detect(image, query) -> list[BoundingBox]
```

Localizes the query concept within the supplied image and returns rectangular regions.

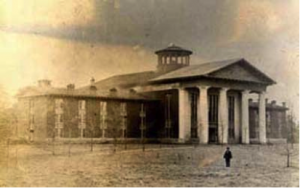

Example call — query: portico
[137,47,275,144]
[175,85,268,144]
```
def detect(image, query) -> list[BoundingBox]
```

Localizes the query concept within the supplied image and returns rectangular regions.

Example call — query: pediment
[207,60,275,84]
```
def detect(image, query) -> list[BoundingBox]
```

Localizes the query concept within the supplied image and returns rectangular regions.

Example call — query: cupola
[155,44,193,74]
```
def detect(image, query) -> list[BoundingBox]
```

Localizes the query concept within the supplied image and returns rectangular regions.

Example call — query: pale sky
[0,0,299,117]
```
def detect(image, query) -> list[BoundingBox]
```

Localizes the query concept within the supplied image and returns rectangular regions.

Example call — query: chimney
[110,88,117,92]
[89,77,97,92]
[282,102,286,107]
[265,98,268,104]
[109,88,117,96]
[90,77,95,85]
[271,100,276,106]
[38,79,51,88]
[90,85,97,91]
[129,88,136,94]
[67,84,75,90]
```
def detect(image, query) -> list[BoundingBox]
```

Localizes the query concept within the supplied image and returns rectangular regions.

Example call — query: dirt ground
[0,143,298,187]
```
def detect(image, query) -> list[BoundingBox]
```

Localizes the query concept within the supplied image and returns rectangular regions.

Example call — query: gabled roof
[78,71,157,91]
[150,58,276,85]
[20,57,276,100]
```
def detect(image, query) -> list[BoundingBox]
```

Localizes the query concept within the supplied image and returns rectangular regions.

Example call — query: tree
[285,110,299,167]
[0,85,14,169]
[287,114,299,145]
[293,122,299,143]
[0,109,13,142]
[0,85,12,142]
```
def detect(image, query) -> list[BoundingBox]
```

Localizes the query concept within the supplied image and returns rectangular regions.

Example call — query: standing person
[223,147,232,167]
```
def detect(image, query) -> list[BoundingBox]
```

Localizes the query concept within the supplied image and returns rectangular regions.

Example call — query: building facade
[16,45,288,144]
[17,82,160,141]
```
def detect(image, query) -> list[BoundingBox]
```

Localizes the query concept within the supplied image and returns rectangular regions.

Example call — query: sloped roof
[150,58,275,85]
[155,44,192,55]
[78,71,157,91]
[19,57,276,100]
[17,71,159,100]
[16,85,154,101]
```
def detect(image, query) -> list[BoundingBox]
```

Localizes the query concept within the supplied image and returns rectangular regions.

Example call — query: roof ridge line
[97,70,155,81]
[203,58,244,75]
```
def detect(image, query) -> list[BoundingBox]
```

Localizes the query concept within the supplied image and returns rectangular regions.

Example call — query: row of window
[158,56,190,65]
[28,99,145,134]
[53,99,143,131]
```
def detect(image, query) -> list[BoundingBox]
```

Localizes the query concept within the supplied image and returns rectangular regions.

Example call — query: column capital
[242,90,251,95]
[220,87,230,92]
[178,87,187,91]
[197,85,210,91]
[259,91,266,95]
[259,92,266,100]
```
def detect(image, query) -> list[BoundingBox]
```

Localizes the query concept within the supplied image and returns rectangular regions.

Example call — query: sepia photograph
[0,0,299,187]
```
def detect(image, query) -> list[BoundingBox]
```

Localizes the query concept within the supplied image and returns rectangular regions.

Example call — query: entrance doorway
[208,93,219,143]
[189,91,198,139]
[228,95,235,143]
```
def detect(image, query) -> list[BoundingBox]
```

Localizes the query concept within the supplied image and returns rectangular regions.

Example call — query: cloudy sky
[0,0,299,116]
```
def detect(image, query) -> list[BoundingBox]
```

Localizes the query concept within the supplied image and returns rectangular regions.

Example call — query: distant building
[249,99,288,143]
[16,44,288,144]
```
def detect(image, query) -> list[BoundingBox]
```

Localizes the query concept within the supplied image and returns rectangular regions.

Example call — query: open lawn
[0,143,298,187]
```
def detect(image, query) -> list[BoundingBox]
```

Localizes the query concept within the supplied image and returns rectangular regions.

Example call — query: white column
[197,86,209,144]
[218,88,229,144]
[178,88,191,142]
[241,90,250,144]
[259,92,267,144]
[234,94,241,143]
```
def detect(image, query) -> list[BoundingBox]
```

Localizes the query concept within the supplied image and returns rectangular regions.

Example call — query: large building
[16,45,288,144]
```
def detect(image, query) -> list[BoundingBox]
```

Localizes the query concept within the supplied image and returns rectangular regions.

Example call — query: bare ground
[0,143,298,187]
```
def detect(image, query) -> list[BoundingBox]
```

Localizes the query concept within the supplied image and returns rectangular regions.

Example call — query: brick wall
[18,94,288,142]
[33,97,48,140]
[18,95,160,140]
[249,107,288,139]
[143,89,179,139]
[62,98,80,138]
[46,97,55,138]
[249,108,258,139]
